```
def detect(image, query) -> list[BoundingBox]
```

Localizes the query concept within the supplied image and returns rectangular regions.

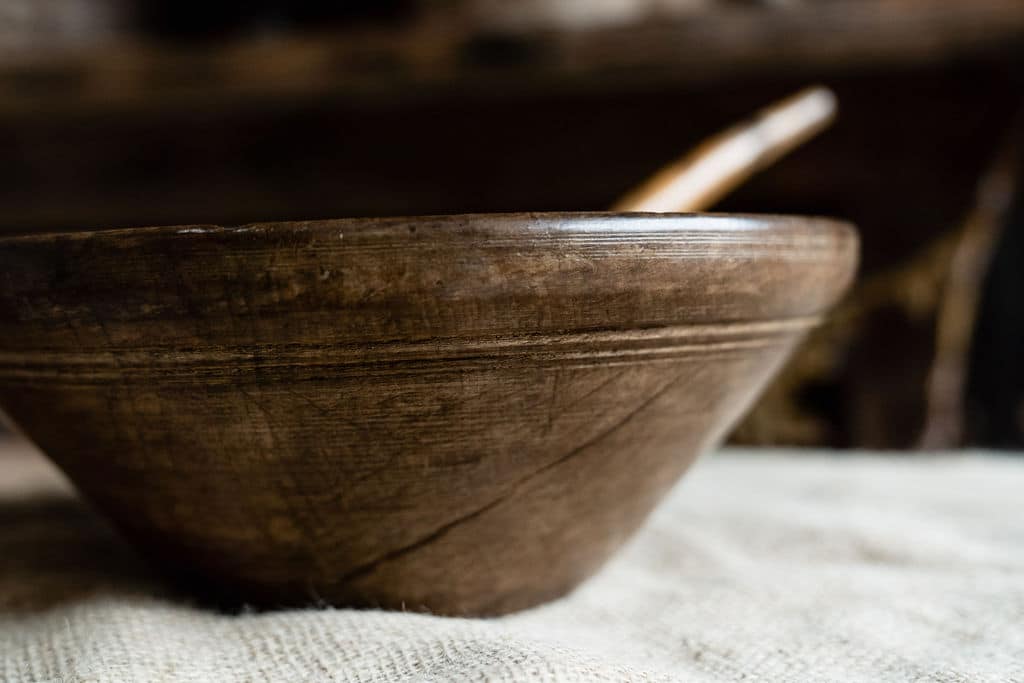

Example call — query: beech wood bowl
[0,213,856,615]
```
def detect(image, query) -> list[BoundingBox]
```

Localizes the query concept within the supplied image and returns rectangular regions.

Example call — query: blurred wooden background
[1,0,1023,449]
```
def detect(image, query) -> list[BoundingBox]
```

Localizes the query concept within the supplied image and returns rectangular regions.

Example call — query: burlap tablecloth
[1,438,1022,682]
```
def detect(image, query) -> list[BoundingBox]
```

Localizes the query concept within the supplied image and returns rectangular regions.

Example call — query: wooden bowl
[0,213,856,615]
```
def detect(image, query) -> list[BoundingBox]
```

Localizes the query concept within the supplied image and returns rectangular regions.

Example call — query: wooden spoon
[614,86,837,213]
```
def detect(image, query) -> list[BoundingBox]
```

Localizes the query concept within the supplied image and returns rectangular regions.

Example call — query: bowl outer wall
[0,212,858,614]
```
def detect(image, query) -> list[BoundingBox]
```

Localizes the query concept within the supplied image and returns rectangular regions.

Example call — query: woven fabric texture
[1,440,1022,682]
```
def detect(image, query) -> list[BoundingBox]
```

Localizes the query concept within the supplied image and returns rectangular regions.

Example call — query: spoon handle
[614,86,837,213]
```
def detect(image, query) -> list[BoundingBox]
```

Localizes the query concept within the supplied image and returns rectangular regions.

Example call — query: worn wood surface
[0,65,1013,449]
[0,213,855,614]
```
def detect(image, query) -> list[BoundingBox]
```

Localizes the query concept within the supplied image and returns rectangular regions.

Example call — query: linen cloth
[1,438,1022,682]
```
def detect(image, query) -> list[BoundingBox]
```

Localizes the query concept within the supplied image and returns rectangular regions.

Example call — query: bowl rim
[0,211,856,245]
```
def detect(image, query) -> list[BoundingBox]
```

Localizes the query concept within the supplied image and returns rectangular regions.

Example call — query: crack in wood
[338,369,685,583]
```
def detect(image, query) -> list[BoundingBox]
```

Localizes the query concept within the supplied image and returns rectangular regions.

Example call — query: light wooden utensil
[614,86,837,213]
[0,86,853,617]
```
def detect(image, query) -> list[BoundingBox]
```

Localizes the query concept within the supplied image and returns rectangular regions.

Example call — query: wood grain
[0,213,857,614]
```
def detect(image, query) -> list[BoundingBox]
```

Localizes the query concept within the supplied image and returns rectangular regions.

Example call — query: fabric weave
[2,441,1022,682]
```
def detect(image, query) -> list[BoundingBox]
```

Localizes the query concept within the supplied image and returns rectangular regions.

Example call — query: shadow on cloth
[0,494,168,612]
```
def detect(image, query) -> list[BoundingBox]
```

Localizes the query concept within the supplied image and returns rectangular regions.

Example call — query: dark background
[2,0,1023,449]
